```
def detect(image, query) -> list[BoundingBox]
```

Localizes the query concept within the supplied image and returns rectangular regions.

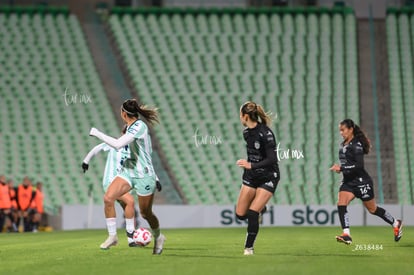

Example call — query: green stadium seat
[387,11,414,204]
[0,11,123,210]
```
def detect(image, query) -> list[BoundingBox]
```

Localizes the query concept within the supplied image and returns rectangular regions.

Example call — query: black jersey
[242,123,279,182]
[338,137,371,184]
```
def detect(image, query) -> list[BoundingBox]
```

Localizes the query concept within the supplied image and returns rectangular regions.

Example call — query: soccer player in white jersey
[82,126,162,247]
[82,126,139,247]
[89,99,165,254]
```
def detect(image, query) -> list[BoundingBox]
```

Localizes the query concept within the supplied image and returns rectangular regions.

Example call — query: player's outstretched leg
[336,205,352,245]
[100,217,118,250]
[371,207,402,241]
[153,230,166,255]
[363,199,403,242]
[244,209,259,255]
[138,194,165,255]
[336,191,354,245]
[100,178,131,250]
[393,219,403,242]
[117,194,138,247]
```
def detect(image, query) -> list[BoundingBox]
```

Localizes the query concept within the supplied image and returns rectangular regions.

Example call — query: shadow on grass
[165,248,210,251]
[260,252,374,257]
[163,248,241,259]
[395,243,414,248]
[165,254,241,259]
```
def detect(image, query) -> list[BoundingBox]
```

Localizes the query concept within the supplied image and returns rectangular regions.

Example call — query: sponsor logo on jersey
[342,144,348,153]
[264,181,274,188]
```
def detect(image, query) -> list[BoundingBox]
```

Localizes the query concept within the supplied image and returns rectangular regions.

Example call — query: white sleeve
[83,143,106,164]
[90,127,135,150]
[155,174,159,181]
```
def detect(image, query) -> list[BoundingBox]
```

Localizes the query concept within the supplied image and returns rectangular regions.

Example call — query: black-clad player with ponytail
[236,101,280,255]
[330,119,403,244]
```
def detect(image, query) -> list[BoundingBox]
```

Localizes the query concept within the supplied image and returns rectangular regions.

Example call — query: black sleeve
[251,131,277,169]
[340,142,364,174]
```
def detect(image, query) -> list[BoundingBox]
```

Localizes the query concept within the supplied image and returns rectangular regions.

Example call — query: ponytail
[256,104,271,126]
[122,99,159,126]
[353,125,371,154]
[136,104,159,126]
[240,101,272,126]
[340,119,371,154]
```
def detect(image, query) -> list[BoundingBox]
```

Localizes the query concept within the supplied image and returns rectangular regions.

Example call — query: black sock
[373,207,394,226]
[24,218,31,232]
[245,210,259,249]
[236,213,247,221]
[337,205,350,230]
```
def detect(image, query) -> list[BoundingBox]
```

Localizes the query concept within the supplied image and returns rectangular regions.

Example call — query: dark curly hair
[340,119,371,154]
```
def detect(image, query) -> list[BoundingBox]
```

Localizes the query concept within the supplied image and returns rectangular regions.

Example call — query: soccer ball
[133,227,152,246]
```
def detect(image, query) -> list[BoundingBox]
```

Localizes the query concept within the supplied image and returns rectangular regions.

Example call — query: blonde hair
[240,101,272,126]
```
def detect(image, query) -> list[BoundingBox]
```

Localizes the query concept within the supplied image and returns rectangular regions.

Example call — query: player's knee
[367,206,377,214]
[236,212,247,220]
[123,196,134,207]
[103,194,115,205]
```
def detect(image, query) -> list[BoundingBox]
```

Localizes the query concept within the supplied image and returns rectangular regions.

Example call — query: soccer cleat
[153,234,166,255]
[244,247,254,256]
[393,219,403,242]
[129,242,143,248]
[126,230,134,238]
[336,233,352,245]
[100,235,118,250]
[126,231,138,247]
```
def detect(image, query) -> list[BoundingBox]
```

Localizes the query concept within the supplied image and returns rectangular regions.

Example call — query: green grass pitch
[0,227,412,275]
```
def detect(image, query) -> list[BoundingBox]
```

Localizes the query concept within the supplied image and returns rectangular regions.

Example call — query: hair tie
[122,106,137,116]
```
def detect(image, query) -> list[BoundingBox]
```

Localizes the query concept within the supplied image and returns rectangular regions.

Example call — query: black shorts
[339,180,374,201]
[242,171,280,194]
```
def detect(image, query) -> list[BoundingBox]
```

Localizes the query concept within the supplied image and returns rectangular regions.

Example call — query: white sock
[106,218,117,236]
[152,228,160,239]
[393,219,399,227]
[343,228,350,235]
[125,218,135,234]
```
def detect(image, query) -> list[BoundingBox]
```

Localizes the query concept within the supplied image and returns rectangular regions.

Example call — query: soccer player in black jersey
[330,119,403,245]
[235,101,280,255]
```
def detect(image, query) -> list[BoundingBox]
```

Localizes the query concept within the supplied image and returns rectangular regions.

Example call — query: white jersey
[103,144,129,189]
[122,119,155,178]
[83,142,129,192]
